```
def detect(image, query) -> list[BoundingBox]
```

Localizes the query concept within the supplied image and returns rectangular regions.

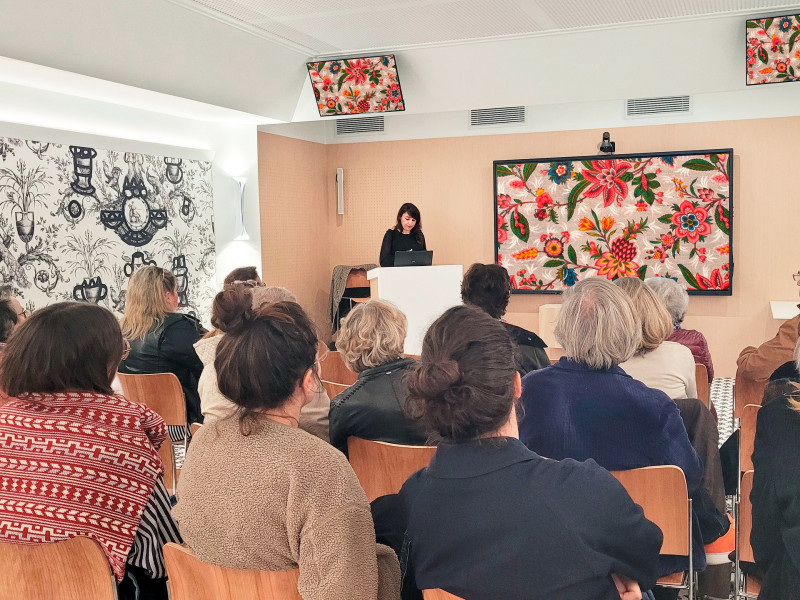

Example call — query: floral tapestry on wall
[307,54,405,116]
[0,136,216,317]
[495,150,733,294]
[746,14,800,85]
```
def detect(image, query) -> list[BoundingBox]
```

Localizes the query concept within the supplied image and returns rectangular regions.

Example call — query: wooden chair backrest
[347,437,436,502]
[319,351,358,386]
[734,373,763,420]
[190,423,202,437]
[117,372,186,427]
[423,590,466,600]
[163,543,302,600]
[610,465,689,556]
[0,536,116,600]
[322,381,350,400]
[739,470,755,563]
[345,269,369,289]
[740,404,761,473]
[695,363,710,408]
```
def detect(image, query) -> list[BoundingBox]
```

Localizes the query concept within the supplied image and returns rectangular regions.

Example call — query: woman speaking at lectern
[379,203,426,267]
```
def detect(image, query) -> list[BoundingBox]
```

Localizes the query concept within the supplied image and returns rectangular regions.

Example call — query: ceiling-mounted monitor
[307,54,405,117]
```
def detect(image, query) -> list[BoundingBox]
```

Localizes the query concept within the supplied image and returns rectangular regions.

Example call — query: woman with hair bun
[174,287,400,600]
[398,305,662,600]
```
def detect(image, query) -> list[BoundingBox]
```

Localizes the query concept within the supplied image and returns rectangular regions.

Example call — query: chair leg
[688,497,694,600]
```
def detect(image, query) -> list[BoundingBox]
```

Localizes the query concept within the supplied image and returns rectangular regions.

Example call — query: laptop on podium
[394,250,433,267]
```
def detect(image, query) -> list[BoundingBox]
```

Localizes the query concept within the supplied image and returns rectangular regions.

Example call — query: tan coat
[174,417,400,600]
[736,315,800,406]
[194,335,331,441]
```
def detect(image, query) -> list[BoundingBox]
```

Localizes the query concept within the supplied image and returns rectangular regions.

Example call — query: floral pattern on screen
[495,151,733,294]
[307,55,405,116]
[0,136,216,317]
[746,14,800,85]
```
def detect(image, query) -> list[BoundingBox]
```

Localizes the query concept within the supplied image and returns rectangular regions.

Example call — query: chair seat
[745,574,761,595]
[656,571,685,586]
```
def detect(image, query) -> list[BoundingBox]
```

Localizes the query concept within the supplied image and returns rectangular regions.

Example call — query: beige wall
[260,117,800,375]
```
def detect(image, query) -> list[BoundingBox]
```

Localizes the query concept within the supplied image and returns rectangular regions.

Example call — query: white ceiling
[179,0,800,54]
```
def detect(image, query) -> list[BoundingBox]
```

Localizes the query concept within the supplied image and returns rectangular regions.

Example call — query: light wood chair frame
[735,470,761,599]
[694,363,710,409]
[734,405,760,600]
[347,437,436,502]
[422,589,465,600]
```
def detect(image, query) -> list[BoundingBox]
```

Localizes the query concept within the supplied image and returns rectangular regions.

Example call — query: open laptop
[394,250,433,267]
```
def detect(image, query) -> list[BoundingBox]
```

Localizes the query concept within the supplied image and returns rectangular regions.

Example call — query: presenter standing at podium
[379,202,427,267]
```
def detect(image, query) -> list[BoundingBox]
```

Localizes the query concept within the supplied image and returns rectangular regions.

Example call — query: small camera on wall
[599,132,615,154]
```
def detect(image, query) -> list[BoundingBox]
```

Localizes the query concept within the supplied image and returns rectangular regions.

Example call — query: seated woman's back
[399,304,662,600]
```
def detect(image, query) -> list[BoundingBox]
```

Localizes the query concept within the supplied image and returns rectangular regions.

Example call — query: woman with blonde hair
[329,299,427,455]
[119,265,206,423]
[615,276,698,400]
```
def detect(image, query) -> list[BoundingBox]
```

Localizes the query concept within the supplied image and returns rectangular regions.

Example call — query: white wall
[0,80,262,306]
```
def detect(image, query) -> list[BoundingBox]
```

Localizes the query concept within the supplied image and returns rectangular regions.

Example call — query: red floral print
[581,160,632,207]
[671,201,712,244]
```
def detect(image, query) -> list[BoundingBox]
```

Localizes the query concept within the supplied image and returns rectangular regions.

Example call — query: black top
[770,360,799,381]
[398,438,663,599]
[119,312,206,424]
[751,396,800,599]
[379,229,426,267]
[328,357,427,455]
[503,322,549,375]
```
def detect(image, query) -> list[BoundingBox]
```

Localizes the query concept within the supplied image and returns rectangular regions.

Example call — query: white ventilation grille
[626,95,691,117]
[335,116,385,136]
[469,106,526,128]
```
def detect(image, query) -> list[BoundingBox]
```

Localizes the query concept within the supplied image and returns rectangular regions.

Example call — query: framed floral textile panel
[494,150,733,295]
[746,14,800,85]
[307,55,405,116]
[0,136,216,317]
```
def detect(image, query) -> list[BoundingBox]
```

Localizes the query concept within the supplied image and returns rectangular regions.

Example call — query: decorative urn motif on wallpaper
[0,136,216,318]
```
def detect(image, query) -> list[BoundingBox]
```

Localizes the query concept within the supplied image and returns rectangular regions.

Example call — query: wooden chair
[334,269,371,330]
[117,372,188,494]
[423,590,465,600]
[739,404,760,473]
[735,470,761,598]
[163,543,301,600]
[347,437,437,502]
[319,351,358,386]
[0,536,116,600]
[610,466,694,598]
[322,381,350,400]
[695,363,710,408]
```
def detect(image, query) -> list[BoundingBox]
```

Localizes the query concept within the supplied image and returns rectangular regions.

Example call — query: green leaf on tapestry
[496,165,514,178]
[643,189,656,205]
[581,160,594,171]
[337,73,347,89]
[522,163,537,182]
[649,179,660,189]
[790,30,800,51]
[637,265,648,280]
[709,154,719,163]
[543,259,564,268]
[758,45,769,64]
[343,59,351,68]
[765,17,774,30]
[618,171,634,183]
[567,245,577,264]
[682,158,716,171]
[678,264,700,289]
[658,214,673,224]
[634,185,642,198]
[689,247,696,258]
[567,180,589,220]
[674,240,681,257]
[746,20,760,28]
[510,209,530,242]
[715,204,730,235]
[549,208,559,224]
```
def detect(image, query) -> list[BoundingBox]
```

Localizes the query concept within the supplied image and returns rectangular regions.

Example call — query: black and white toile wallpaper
[0,136,216,318]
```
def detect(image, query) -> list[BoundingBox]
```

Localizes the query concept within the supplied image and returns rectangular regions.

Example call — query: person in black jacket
[329,299,427,456]
[751,377,800,600]
[379,203,426,267]
[460,262,549,374]
[119,266,206,424]
[398,305,663,600]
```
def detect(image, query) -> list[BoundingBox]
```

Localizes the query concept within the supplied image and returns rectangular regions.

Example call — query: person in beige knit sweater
[174,287,400,600]
[194,284,330,441]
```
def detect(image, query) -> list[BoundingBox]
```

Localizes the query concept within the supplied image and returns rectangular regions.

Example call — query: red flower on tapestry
[697,188,715,202]
[509,179,526,190]
[581,160,632,207]
[543,236,563,257]
[497,194,512,209]
[696,268,729,290]
[497,215,507,243]
[344,60,368,86]
[671,200,712,244]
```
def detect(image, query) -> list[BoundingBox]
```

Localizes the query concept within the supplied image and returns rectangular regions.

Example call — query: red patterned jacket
[0,392,165,581]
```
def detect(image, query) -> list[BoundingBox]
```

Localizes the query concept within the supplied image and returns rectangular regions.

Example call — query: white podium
[368,265,463,355]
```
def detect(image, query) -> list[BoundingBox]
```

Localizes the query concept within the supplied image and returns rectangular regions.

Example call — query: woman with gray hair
[645,277,714,382]
[519,277,705,580]
[329,299,427,456]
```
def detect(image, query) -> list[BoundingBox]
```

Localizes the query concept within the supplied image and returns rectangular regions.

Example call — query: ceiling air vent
[335,116,384,136]
[626,95,691,117]
[469,106,526,128]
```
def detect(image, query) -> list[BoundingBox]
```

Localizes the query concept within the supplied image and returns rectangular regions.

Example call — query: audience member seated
[0,302,181,600]
[0,297,18,354]
[645,277,713,381]
[223,265,263,286]
[195,284,330,441]
[330,299,426,455]
[751,375,800,599]
[616,277,697,399]
[398,304,662,599]
[519,278,706,580]
[173,288,400,600]
[460,263,549,374]
[736,269,800,405]
[119,266,206,424]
